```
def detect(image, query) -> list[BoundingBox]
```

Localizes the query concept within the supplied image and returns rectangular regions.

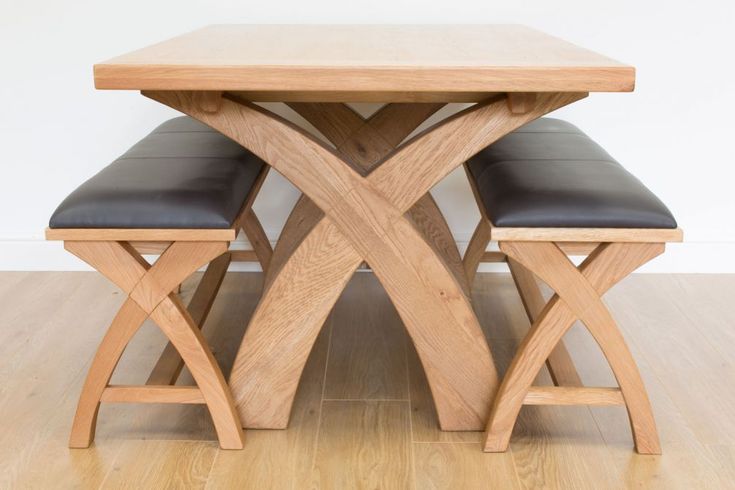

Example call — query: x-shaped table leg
[265,101,467,295]
[146,90,585,431]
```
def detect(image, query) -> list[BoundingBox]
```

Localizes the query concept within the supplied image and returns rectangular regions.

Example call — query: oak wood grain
[95,25,634,94]
[100,386,206,404]
[147,91,506,431]
[312,401,411,488]
[324,274,408,400]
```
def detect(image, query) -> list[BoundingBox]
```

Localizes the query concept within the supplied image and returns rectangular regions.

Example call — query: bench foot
[66,240,244,450]
[483,241,663,454]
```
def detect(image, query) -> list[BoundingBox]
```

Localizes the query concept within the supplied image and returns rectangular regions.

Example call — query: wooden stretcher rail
[101,386,206,404]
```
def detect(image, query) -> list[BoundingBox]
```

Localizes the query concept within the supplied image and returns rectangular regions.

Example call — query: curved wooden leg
[573,243,663,454]
[230,219,362,428]
[234,164,272,272]
[264,195,324,290]
[407,193,469,295]
[361,212,498,430]
[240,208,273,272]
[581,295,661,454]
[69,299,148,448]
[287,101,466,291]
[484,241,663,453]
[233,204,498,431]
[151,295,244,449]
[484,293,578,451]
[462,220,491,286]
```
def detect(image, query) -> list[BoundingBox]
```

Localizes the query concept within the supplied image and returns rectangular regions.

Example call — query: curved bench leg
[69,299,148,448]
[484,241,663,454]
[240,208,273,272]
[462,219,492,286]
[65,240,244,449]
[150,295,244,449]
[237,166,273,273]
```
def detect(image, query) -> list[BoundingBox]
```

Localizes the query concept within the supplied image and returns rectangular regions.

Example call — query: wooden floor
[1,271,734,489]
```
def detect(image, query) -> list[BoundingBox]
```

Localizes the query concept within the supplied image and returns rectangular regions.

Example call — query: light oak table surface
[94,24,634,98]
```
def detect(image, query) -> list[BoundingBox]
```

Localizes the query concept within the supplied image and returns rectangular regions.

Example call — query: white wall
[1,0,733,272]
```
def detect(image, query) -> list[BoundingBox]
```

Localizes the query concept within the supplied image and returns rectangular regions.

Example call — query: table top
[94,25,635,100]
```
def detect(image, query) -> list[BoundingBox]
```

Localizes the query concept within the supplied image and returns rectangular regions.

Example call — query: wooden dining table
[94,25,635,432]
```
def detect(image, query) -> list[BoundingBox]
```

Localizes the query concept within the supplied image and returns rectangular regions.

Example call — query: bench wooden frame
[463,163,683,455]
[46,166,272,450]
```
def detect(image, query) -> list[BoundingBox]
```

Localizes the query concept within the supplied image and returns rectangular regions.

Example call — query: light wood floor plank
[414,442,520,489]
[100,440,217,489]
[0,273,158,488]
[203,319,331,489]
[1,272,735,488]
[407,343,483,444]
[470,272,532,341]
[476,288,626,489]
[324,273,409,400]
[605,275,735,445]
[312,400,412,489]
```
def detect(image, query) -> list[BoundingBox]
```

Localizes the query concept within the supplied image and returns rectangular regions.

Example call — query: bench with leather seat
[46,116,274,450]
[50,116,265,230]
[465,118,677,229]
[462,118,682,455]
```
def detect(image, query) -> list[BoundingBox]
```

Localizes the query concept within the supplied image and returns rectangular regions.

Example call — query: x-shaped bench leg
[484,241,663,454]
[146,89,585,431]
[146,166,272,387]
[65,240,244,449]
[462,217,583,387]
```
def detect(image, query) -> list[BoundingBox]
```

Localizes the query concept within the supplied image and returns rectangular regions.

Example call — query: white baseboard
[1,237,733,273]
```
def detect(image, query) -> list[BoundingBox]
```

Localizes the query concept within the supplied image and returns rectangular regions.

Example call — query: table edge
[93,64,636,93]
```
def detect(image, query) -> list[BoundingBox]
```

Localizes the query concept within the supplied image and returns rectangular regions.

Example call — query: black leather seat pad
[49,117,265,229]
[466,118,677,229]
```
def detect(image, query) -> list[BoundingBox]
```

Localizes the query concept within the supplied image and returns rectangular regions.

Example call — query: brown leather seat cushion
[466,118,677,229]
[49,117,265,229]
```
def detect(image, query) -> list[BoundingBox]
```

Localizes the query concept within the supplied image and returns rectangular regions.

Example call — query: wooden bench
[46,117,273,449]
[462,118,682,454]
